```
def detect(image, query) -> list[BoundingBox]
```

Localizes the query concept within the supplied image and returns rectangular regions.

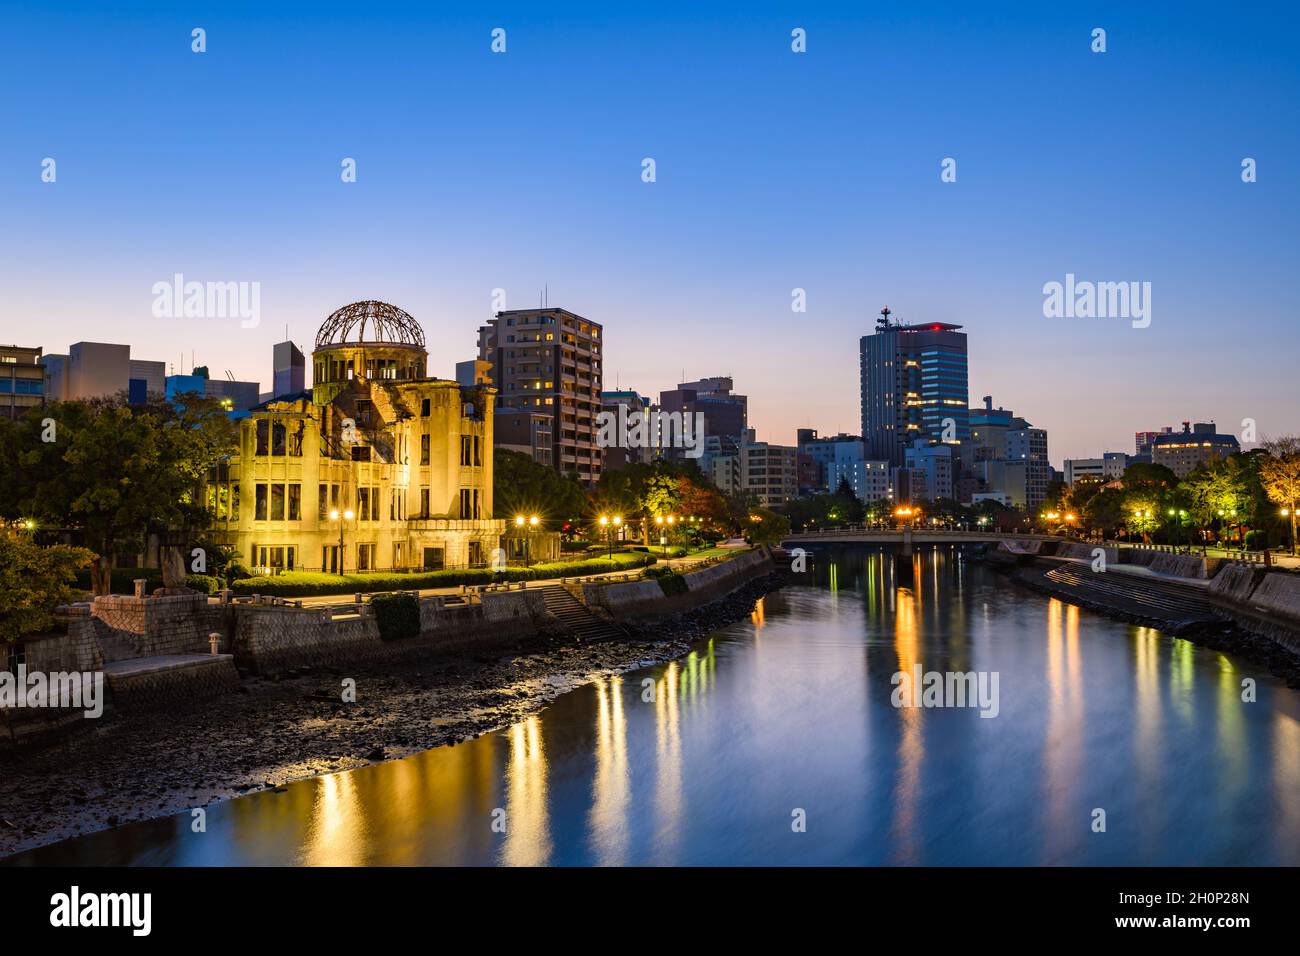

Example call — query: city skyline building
[476,307,603,485]
[860,308,969,468]
[0,345,45,421]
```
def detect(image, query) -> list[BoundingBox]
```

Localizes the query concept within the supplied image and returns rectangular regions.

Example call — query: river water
[10,547,1300,866]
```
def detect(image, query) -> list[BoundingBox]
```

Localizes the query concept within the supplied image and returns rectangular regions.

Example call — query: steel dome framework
[314,300,426,350]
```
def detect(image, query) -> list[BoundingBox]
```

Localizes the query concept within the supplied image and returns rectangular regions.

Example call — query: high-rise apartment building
[860,309,968,467]
[738,429,799,507]
[477,308,603,485]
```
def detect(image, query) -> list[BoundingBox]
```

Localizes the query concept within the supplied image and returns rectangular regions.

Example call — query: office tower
[43,342,165,403]
[1151,422,1240,478]
[273,341,306,397]
[963,395,1051,510]
[658,376,748,446]
[165,369,261,414]
[1135,428,1173,456]
[1063,452,1130,485]
[860,308,968,467]
[477,307,603,485]
[797,430,866,492]
[0,345,45,420]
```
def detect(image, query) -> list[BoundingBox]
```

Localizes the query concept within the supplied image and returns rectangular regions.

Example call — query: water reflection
[502,717,549,866]
[9,547,1300,867]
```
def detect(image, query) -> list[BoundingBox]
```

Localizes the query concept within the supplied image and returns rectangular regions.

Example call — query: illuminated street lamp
[329,508,355,575]
[599,514,623,559]
[515,514,541,567]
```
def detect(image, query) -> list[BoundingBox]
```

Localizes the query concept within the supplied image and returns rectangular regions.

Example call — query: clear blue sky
[1,1,1296,463]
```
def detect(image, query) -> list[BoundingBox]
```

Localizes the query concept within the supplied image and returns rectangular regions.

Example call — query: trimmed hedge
[371,593,420,641]
[185,574,221,594]
[228,552,657,598]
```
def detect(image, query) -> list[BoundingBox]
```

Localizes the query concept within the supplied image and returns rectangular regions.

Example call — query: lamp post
[599,514,622,559]
[514,514,541,567]
[329,508,354,574]
[655,514,677,560]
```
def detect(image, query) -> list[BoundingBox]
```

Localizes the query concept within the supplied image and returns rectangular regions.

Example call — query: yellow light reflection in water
[1041,598,1084,863]
[653,661,683,863]
[891,582,922,863]
[588,676,630,865]
[303,769,366,866]
[750,596,766,628]
[501,716,551,866]
[1168,638,1195,724]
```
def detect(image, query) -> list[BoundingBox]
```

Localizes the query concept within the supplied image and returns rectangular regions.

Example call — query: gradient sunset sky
[2,1,1296,464]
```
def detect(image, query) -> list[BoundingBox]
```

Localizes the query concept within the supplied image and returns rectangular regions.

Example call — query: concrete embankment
[582,548,774,620]
[1000,549,1300,684]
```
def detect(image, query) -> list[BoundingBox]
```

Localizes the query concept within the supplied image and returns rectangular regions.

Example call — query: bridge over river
[781,528,1068,551]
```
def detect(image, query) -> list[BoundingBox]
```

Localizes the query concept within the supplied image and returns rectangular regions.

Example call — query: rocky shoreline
[0,571,788,860]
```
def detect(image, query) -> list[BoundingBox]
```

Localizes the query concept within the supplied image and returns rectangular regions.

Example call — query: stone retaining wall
[582,548,773,620]
[89,592,224,657]
[232,589,550,676]
[106,657,241,711]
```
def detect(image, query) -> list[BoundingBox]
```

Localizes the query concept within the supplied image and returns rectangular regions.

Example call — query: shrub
[371,593,421,641]
[185,574,221,594]
[656,573,689,596]
[1244,529,1270,551]
[0,538,96,642]
[560,539,593,552]
[225,562,254,582]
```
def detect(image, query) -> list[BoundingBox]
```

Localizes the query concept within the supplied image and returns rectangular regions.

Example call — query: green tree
[744,508,790,547]
[1259,435,1300,554]
[1,395,237,594]
[0,536,95,642]
[1183,456,1251,546]
[493,449,588,528]
[1082,487,1126,538]
[1122,462,1179,490]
